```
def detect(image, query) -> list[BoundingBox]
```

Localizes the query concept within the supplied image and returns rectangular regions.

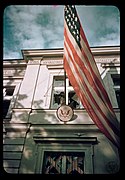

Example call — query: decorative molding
[28,60,41,65]
[74,133,85,137]
[30,124,100,132]
[3,69,25,76]
[33,136,98,144]
[40,58,119,66]
[95,57,120,63]
[41,59,63,65]
[3,57,120,68]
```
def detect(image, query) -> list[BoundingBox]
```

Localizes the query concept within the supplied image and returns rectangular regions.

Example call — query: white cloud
[3,5,120,59]
[77,5,120,46]
[4,50,22,59]
[3,5,64,60]
[97,32,120,46]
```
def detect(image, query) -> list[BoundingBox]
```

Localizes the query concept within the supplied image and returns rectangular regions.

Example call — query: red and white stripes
[63,6,120,149]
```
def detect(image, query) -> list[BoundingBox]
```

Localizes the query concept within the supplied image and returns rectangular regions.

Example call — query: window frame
[50,75,83,109]
[3,83,21,119]
[111,74,120,108]
[42,151,85,174]
[3,86,15,119]
[34,137,96,174]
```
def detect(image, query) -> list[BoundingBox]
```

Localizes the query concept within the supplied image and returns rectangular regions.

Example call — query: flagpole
[64,6,66,106]
[64,69,66,105]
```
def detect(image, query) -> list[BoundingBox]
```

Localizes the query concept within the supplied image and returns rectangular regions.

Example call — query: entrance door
[42,152,84,174]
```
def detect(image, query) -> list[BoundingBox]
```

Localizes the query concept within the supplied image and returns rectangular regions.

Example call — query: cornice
[3,47,120,67]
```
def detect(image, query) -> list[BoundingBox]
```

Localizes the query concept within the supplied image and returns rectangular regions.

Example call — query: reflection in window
[68,91,80,109]
[54,91,65,106]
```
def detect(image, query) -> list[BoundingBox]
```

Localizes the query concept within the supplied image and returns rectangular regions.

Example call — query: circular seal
[56,105,74,122]
[105,161,119,173]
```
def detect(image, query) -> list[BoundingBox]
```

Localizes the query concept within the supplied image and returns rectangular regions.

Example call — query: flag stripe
[64,39,119,138]
[63,5,120,148]
[80,30,114,110]
[64,63,119,149]
[64,24,119,132]
[65,20,115,114]
[64,21,115,117]
[64,40,120,139]
[64,51,119,148]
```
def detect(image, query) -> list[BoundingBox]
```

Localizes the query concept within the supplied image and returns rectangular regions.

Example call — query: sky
[3,5,120,59]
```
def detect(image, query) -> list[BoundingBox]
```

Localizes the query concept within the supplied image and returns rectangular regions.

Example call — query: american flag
[63,5,120,149]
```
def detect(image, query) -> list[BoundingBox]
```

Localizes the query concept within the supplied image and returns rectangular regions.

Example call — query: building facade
[3,46,120,174]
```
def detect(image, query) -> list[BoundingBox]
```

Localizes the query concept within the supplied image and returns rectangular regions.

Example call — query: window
[42,152,84,174]
[111,74,120,108]
[3,87,15,118]
[50,76,83,109]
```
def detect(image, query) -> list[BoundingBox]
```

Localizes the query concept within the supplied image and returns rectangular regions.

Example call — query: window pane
[3,87,15,118]
[111,74,120,108]
[3,100,11,118]
[54,76,65,87]
[6,88,14,96]
[115,89,120,108]
[54,91,65,105]
[111,74,120,86]
[69,80,72,86]
[50,76,65,109]
[68,91,80,109]
[51,91,65,109]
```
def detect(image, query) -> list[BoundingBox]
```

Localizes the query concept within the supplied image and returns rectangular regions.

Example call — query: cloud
[77,5,120,46]
[3,5,64,59]
[3,5,120,59]
[3,50,22,59]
